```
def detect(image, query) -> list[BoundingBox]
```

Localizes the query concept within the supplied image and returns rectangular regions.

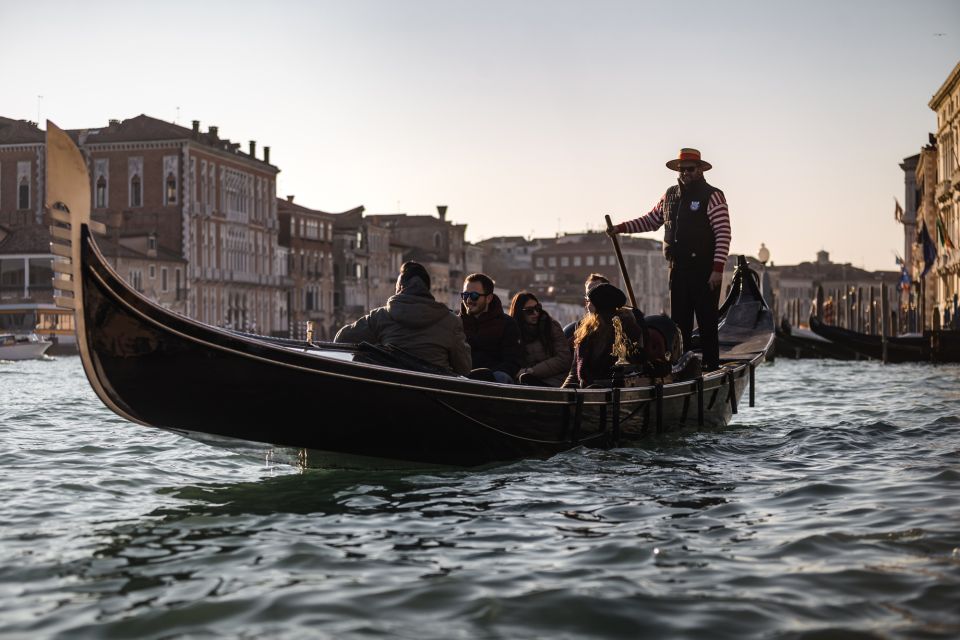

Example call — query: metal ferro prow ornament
[44,121,139,425]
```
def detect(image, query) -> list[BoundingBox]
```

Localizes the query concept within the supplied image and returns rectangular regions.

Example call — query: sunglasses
[522,304,542,316]
[460,291,485,301]
[678,165,699,173]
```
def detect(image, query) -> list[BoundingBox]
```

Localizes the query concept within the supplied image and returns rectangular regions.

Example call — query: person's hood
[459,293,505,319]
[385,290,453,329]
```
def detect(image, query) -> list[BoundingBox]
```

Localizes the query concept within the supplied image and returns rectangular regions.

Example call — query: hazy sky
[2,0,958,270]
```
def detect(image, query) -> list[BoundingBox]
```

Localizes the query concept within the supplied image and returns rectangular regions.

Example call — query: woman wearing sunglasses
[508,292,572,387]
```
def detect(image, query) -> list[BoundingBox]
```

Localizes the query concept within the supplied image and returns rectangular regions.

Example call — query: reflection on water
[1,358,960,638]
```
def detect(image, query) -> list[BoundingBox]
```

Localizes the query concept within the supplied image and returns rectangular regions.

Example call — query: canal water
[1,356,958,639]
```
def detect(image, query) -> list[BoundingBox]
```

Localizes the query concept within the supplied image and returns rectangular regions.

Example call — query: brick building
[331,206,401,328]
[530,231,669,315]
[73,115,286,333]
[476,235,553,298]
[0,118,45,229]
[277,196,339,340]
[367,206,476,309]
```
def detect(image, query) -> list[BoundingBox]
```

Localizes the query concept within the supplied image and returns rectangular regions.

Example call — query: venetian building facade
[277,196,338,340]
[367,206,473,310]
[331,206,384,328]
[0,118,45,229]
[78,115,286,334]
[913,142,939,328]
[476,236,551,298]
[930,61,960,327]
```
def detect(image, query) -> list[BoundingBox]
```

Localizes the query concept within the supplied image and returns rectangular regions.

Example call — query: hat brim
[666,159,712,171]
[587,283,627,310]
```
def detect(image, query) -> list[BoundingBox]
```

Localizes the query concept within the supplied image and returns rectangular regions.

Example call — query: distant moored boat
[0,333,52,361]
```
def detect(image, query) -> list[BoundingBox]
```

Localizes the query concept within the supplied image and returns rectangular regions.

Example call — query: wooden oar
[604,214,638,309]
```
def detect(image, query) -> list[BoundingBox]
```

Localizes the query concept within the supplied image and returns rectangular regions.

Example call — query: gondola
[774,319,860,360]
[44,122,775,467]
[807,315,928,363]
[807,315,929,363]
[808,315,960,364]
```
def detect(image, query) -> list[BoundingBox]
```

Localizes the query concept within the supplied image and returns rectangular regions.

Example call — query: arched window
[433,232,441,248]
[165,172,177,205]
[95,176,107,208]
[130,175,142,207]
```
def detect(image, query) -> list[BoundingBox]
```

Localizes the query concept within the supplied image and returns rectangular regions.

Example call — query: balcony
[936,180,953,202]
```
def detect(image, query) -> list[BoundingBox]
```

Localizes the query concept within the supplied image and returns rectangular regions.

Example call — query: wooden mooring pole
[881,285,889,363]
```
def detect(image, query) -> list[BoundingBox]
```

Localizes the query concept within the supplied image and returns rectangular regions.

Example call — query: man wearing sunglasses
[607,148,731,371]
[459,273,523,384]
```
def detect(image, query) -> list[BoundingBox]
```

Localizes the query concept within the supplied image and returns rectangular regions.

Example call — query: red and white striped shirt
[618,189,731,272]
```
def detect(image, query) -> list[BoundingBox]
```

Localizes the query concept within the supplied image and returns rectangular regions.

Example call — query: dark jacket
[459,294,523,377]
[335,281,472,375]
[520,317,572,387]
[662,177,720,271]
[563,310,645,388]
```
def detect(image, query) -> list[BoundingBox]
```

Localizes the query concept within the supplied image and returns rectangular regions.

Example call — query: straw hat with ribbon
[665,148,712,172]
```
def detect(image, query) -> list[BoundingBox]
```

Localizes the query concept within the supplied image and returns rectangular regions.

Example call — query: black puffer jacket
[459,294,523,377]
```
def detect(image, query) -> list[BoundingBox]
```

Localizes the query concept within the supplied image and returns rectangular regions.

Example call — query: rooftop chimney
[208,125,218,139]
[192,120,200,136]
[263,146,271,164]
[437,205,448,221]
[249,140,256,158]
[286,195,295,203]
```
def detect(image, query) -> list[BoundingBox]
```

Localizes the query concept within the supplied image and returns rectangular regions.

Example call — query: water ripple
[0,358,959,638]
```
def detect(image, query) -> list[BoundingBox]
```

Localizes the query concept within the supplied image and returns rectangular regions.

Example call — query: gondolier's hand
[708,271,723,290]
[605,222,619,237]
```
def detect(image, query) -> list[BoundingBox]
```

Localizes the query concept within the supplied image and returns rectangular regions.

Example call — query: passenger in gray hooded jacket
[334,261,472,375]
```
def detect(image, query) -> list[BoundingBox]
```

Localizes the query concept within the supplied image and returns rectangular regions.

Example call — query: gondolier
[608,148,731,371]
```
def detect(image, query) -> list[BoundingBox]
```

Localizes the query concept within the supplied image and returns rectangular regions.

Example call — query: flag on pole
[894,253,904,266]
[936,212,956,250]
[894,198,904,222]
[899,266,911,292]
[922,221,937,277]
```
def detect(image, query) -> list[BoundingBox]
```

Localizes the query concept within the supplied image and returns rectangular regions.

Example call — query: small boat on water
[774,319,859,360]
[808,315,960,363]
[43,122,775,467]
[0,333,52,361]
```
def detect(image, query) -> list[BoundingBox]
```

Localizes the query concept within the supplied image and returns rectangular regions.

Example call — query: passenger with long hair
[562,281,645,388]
[563,273,610,342]
[508,291,572,387]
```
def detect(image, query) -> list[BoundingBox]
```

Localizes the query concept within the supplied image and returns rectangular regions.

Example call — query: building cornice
[83,139,279,174]
[929,60,960,110]
[0,143,44,152]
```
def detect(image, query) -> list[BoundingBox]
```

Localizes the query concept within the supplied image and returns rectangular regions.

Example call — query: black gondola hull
[808,316,928,363]
[44,115,772,468]
[74,225,768,466]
